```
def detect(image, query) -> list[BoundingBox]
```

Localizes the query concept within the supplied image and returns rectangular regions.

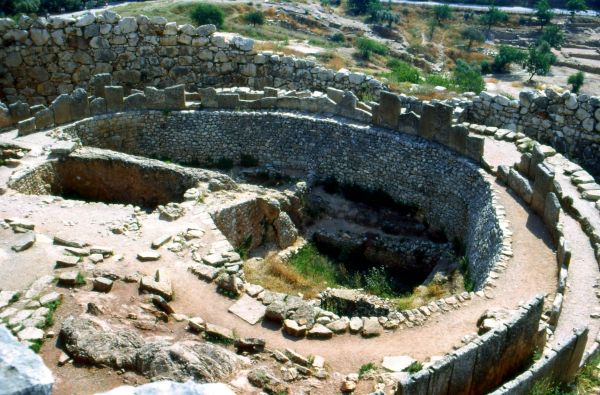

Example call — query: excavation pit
[9,149,204,210]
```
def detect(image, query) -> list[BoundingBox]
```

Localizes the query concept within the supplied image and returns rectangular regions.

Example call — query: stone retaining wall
[62,109,503,289]
[396,295,545,395]
[0,11,384,107]
[463,90,600,179]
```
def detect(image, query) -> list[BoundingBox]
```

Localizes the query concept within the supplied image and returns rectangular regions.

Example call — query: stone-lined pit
[8,148,230,210]
[63,110,504,290]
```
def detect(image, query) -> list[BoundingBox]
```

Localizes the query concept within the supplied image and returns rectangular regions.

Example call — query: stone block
[90,97,106,115]
[145,87,166,110]
[427,356,454,395]
[89,73,112,98]
[465,135,485,162]
[8,101,30,123]
[50,94,73,125]
[34,107,54,129]
[508,169,533,204]
[531,163,555,216]
[124,93,147,110]
[70,88,90,120]
[398,111,420,135]
[17,117,36,136]
[326,87,344,104]
[418,102,453,143]
[448,340,479,395]
[104,86,124,113]
[563,327,588,382]
[469,325,508,394]
[543,192,561,241]
[217,93,240,108]
[396,369,430,395]
[448,125,468,153]
[373,91,401,129]
[164,84,185,110]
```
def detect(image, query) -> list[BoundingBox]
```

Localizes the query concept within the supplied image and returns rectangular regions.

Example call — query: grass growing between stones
[37,299,61,330]
[244,243,424,300]
[358,362,376,378]
[527,354,600,394]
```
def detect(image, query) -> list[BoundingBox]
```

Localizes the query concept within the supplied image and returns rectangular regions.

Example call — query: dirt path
[483,137,600,351]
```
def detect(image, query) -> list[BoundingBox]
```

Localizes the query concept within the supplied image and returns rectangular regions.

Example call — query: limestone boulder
[0,325,54,395]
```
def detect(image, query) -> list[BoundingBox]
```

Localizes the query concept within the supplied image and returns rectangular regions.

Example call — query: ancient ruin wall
[0,11,383,106]
[463,90,600,179]
[63,110,503,288]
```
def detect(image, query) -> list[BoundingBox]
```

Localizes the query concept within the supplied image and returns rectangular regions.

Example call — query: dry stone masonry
[1,10,599,395]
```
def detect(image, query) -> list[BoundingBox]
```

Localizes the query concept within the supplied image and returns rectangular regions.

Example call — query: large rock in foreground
[60,316,244,382]
[97,381,235,395]
[0,325,54,395]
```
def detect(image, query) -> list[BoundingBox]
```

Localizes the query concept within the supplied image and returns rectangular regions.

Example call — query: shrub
[347,0,380,15]
[358,362,376,377]
[461,26,485,51]
[356,37,388,59]
[479,6,508,34]
[453,59,485,93]
[244,10,265,26]
[364,266,393,297]
[432,4,452,24]
[424,73,452,88]
[523,40,556,82]
[480,59,492,74]
[386,59,421,84]
[568,71,585,93]
[405,361,423,373]
[535,0,554,28]
[539,25,564,49]
[492,45,527,73]
[331,32,345,43]
[190,3,225,28]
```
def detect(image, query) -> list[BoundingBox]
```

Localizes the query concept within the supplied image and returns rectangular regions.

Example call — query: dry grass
[244,252,327,299]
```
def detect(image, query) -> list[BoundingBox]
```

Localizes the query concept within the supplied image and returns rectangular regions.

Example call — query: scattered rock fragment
[188,317,206,333]
[151,234,172,249]
[228,295,266,325]
[382,355,417,372]
[284,319,307,338]
[361,317,383,338]
[55,255,79,268]
[307,323,333,339]
[205,323,235,343]
[57,271,81,287]
[139,269,173,300]
[92,277,113,293]
[137,251,161,262]
[11,232,36,252]
[234,337,265,354]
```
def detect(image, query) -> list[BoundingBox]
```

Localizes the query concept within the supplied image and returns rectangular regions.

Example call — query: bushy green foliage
[461,26,485,50]
[356,37,388,59]
[1,0,83,16]
[190,3,225,28]
[405,361,423,373]
[567,0,588,20]
[479,6,508,33]
[288,243,340,286]
[331,32,346,43]
[492,45,527,73]
[523,40,556,81]
[358,362,376,377]
[371,9,400,27]
[244,10,265,26]
[424,73,453,88]
[386,58,421,84]
[568,71,585,93]
[432,4,452,23]
[364,266,394,297]
[539,25,564,49]
[535,0,554,27]
[347,0,380,15]
[452,59,485,93]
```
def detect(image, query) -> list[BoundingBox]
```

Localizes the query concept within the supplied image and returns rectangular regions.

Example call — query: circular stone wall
[63,109,504,288]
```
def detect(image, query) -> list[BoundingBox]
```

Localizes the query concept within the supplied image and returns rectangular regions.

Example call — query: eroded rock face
[60,316,244,382]
[0,325,54,395]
